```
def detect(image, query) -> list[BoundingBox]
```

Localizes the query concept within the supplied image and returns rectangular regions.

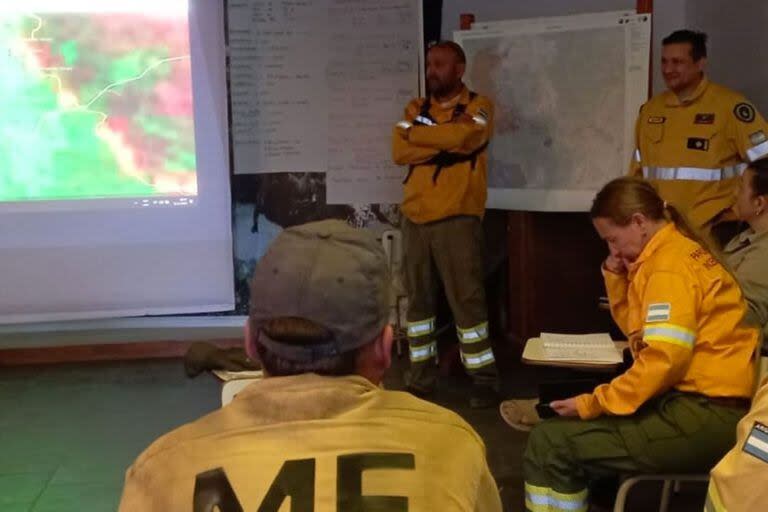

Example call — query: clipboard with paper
[522,333,626,368]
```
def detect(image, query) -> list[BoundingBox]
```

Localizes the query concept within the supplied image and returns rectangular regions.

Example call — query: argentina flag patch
[646,303,671,322]
[743,422,768,464]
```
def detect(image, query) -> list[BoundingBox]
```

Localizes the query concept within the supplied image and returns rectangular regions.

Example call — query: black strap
[414,90,477,125]
[403,166,415,184]
[429,141,488,184]
[414,97,436,126]
[404,91,485,184]
[449,91,477,121]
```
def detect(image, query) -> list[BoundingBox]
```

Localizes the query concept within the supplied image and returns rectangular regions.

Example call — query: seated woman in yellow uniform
[522,177,758,512]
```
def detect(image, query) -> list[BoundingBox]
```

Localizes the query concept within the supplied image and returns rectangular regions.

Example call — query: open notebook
[540,332,624,364]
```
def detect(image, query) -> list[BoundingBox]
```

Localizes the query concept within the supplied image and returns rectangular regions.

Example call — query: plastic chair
[381,229,408,356]
[221,378,261,406]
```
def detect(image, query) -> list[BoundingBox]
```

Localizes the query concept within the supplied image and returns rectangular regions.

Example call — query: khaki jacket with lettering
[118,373,501,512]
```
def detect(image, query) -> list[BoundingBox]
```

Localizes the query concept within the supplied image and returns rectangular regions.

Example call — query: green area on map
[0,13,197,202]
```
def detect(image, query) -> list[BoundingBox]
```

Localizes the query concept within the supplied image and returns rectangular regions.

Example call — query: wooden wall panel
[506,212,613,344]
[0,339,243,366]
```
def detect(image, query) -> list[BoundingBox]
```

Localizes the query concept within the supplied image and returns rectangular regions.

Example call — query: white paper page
[540,332,623,363]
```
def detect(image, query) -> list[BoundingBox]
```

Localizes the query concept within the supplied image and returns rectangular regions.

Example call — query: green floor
[0,355,708,511]
[0,361,219,512]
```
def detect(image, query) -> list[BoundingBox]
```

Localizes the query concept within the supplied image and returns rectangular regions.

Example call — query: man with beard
[392,41,498,408]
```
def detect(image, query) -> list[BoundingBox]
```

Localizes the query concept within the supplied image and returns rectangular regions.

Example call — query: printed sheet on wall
[227,0,421,205]
[454,11,651,211]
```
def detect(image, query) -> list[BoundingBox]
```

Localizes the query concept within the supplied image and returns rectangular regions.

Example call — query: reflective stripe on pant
[457,321,496,383]
[524,483,587,512]
[403,216,497,387]
[405,316,437,390]
[407,317,437,363]
[522,392,745,512]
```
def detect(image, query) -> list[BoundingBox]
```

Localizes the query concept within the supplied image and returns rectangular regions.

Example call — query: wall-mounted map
[455,12,651,211]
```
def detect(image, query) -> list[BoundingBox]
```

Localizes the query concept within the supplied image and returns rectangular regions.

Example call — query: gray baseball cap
[249,220,390,362]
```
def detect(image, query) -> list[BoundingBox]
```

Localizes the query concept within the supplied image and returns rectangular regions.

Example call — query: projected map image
[0,3,196,202]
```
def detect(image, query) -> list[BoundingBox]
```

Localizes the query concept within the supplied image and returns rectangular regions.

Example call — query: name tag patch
[646,303,671,322]
[687,137,709,151]
[743,422,768,464]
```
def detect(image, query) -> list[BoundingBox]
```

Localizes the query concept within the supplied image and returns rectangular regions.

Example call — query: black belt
[705,396,751,409]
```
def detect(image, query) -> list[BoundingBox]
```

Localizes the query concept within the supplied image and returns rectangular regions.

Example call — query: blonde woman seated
[723,158,768,338]
[522,177,758,512]
[502,162,768,433]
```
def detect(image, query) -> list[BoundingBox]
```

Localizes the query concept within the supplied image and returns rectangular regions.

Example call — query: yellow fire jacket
[576,224,757,420]
[706,376,768,512]
[393,86,493,224]
[630,78,768,228]
[118,373,502,511]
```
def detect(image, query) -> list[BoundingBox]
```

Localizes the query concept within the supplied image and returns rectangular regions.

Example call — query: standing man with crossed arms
[392,41,498,408]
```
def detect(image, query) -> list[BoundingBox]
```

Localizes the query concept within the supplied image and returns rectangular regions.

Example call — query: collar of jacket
[431,85,470,111]
[725,226,768,252]
[664,76,710,107]
[627,222,678,278]
[231,373,382,423]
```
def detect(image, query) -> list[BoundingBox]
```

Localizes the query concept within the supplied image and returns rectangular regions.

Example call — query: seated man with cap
[118,220,502,512]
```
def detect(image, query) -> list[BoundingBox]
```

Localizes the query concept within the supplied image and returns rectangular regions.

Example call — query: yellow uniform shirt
[118,374,501,512]
[707,376,768,512]
[393,87,493,224]
[631,78,768,228]
[576,224,757,420]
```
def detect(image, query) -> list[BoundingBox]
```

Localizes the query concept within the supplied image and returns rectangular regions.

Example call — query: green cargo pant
[402,215,497,391]
[522,392,747,512]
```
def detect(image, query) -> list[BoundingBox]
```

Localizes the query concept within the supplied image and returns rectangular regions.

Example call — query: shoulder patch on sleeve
[734,102,756,123]
[743,422,768,464]
[646,303,671,323]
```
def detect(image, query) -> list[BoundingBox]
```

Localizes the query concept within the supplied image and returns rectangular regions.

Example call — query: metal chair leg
[613,476,640,512]
[659,479,673,512]
[613,475,708,512]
